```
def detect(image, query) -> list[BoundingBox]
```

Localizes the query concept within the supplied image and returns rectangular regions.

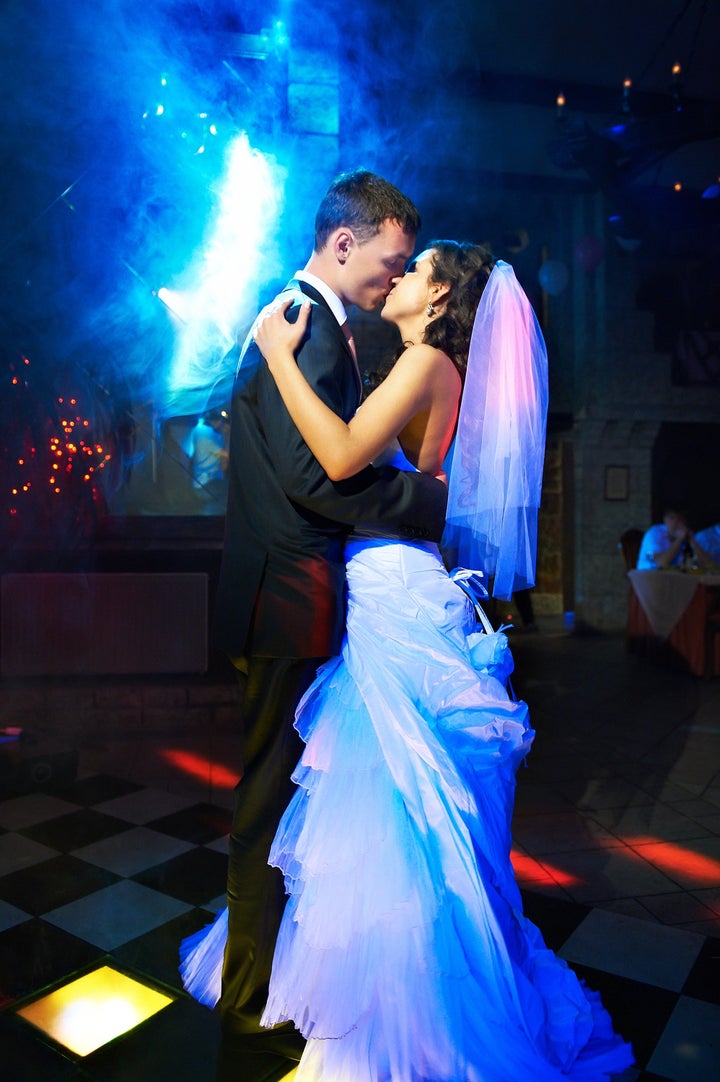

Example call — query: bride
[182,241,634,1081]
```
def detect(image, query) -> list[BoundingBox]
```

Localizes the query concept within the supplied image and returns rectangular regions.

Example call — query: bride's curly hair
[422,239,496,379]
[362,239,495,395]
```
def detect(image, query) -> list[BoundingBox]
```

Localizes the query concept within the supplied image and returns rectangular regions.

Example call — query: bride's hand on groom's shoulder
[254,297,311,368]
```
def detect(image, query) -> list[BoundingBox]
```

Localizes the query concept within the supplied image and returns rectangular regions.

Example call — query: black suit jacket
[213,279,448,660]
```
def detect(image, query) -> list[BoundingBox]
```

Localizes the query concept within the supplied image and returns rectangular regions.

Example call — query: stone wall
[534,436,565,616]
[567,224,720,630]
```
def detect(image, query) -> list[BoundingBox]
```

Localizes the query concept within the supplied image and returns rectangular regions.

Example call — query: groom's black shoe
[219,1014,304,1060]
[219,981,305,1062]
[216,1016,304,1080]
[240,1021,305,1062]
[216,1044,297,1082]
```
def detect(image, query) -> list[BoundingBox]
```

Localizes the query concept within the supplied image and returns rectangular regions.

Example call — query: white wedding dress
[181,451,633,1081]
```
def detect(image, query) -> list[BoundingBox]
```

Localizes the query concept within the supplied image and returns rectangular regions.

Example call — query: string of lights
[4,351,112,533]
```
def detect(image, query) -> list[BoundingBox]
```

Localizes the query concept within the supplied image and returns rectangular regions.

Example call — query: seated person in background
[637,508,714,570]
[694,523,720,569]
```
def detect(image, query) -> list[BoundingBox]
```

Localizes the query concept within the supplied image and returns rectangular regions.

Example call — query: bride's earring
[426,302,436,316]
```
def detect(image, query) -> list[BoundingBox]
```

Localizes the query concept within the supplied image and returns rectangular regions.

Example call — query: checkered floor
[2,621,720,1080]
[0,771,718,1081]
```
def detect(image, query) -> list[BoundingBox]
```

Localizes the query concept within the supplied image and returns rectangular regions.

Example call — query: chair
[619,528,643,571]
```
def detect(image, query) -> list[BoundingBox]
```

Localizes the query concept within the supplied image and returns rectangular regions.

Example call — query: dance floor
[1,622,719,1081]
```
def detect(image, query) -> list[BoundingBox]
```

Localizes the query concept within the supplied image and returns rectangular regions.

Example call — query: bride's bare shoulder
[396,342,457,373]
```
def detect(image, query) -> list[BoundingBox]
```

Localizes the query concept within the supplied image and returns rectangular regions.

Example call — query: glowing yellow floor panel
[16,965,175,1057]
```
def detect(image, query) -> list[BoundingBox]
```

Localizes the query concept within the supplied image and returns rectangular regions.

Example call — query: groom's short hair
[314,169,421,251]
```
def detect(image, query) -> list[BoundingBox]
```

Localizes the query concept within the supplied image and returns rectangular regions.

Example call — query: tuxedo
[212,278,448,1060]
[213,278,447,660]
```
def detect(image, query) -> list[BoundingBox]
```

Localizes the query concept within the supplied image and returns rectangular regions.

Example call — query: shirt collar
[294,269,348,327]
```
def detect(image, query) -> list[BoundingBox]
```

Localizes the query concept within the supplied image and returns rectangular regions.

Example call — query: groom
[212,170,448,1079]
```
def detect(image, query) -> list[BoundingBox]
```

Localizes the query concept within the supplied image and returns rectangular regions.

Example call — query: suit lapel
[284,279,363,401]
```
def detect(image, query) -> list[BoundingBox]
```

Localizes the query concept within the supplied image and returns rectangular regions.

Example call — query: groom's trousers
[219,654,325,1054]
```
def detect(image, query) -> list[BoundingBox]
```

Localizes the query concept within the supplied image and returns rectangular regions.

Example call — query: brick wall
[0,672,241,744]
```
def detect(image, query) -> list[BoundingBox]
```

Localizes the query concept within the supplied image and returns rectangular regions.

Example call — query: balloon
[574,235,605,272]
[538,260,568,295]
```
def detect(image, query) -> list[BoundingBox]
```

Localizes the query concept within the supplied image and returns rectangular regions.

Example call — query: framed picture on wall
[604,465,629,501]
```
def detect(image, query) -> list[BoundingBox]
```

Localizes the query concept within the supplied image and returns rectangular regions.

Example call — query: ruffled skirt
[182,539,633,1080]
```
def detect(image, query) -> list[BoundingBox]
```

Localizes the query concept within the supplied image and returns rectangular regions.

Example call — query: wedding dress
[181,452,633,1081]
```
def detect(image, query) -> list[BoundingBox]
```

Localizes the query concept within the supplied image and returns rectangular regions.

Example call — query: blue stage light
[161,132,285,413]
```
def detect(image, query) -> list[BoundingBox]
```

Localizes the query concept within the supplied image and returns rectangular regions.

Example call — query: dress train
[181,538,633,1080]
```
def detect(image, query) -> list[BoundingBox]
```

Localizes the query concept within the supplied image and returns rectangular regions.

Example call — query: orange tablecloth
[627,571,720,676]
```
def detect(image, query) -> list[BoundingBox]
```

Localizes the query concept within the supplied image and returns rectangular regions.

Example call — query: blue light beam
[162,132,285,417]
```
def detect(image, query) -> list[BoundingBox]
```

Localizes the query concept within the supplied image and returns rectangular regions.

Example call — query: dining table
[626,568,720,677]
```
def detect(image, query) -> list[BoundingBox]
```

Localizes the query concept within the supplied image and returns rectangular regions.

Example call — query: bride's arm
[254,298,436,481]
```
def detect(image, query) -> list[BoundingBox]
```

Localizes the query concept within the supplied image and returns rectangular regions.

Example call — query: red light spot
[510,848,581,888]
[622,836,720,886]
[161,749,239,790]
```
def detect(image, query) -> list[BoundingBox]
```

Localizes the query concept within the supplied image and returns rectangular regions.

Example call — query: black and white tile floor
[1,624,719,1081]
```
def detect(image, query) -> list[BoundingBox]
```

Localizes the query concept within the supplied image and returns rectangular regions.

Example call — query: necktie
[341,320,358,364]
[341,320,362,396]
